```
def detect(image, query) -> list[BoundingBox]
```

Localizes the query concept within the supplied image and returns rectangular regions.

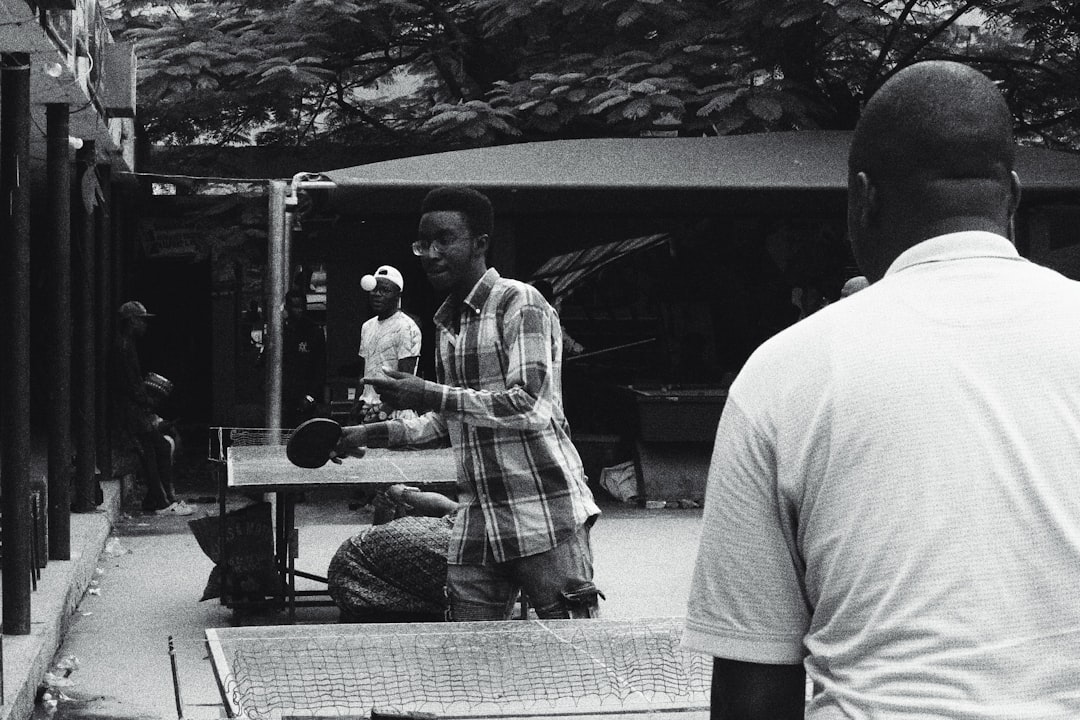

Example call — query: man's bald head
[850,61,1014,187]
[847,61,1021,280]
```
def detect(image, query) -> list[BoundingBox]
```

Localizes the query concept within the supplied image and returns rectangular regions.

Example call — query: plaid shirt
[382,268,600,564]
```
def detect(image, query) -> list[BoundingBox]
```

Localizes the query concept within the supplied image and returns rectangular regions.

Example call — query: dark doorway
[132,258,213,424]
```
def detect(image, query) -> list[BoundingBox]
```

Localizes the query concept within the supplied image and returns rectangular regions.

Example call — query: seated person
[327,485,459,623]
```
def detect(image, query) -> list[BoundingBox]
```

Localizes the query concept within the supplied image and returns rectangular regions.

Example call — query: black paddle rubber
[286,418,344,469]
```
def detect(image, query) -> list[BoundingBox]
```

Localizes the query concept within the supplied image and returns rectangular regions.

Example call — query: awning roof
[322,131,1080,215]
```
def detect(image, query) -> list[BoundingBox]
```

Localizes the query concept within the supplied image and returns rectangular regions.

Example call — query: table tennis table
[211,428,457,622]
[206,618,711,720]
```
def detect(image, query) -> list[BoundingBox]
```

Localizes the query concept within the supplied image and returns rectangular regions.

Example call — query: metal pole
[1,52,33,634]
[72,143,98,512]
[46,103,73,559]
[168,636,186,720]
[284,205,294,295]
[266,180,286,439]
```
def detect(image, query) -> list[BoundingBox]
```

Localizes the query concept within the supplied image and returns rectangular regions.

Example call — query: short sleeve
[405,319,421,357]
[358,320,371,360]
[682,397,810,664]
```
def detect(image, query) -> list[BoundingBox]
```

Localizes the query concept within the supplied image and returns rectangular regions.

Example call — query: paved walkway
[1,482,120,720]
[12,484,704,720]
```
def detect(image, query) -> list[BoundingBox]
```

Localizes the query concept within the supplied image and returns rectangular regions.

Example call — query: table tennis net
[209,427,293,462]
[212,619,710,719]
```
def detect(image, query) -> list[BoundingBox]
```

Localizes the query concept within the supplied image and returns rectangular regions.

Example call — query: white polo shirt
[684,232,1080,718]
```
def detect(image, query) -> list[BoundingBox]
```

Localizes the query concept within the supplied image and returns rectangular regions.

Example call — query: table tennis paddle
[286,417,343,469]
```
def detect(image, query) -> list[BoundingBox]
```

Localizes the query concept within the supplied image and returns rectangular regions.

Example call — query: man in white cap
[355,265,422,422]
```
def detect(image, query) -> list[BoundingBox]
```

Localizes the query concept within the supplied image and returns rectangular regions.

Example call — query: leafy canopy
[107,0,1080,151]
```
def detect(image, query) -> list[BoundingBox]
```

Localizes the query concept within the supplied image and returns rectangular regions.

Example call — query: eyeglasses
[411,237,452,256]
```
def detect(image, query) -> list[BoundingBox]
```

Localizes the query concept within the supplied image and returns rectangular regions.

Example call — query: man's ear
[1007,170,1022,220]
[853,171,878,229]
[473,233,490,258]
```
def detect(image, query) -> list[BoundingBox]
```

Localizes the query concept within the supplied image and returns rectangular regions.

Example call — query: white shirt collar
[885,231,1022,278]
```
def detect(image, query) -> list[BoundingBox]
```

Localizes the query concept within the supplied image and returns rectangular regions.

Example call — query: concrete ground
[22,481,704,720]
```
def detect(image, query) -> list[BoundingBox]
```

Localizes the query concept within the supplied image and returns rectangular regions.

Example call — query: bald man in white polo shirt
[684,61,1080,718]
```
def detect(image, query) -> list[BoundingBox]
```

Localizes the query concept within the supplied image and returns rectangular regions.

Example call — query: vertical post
[266,180,286,439]
[95,165,113,486]
[1,52,33,634]
[46,103,73,559]
[72,143,99,512]
[284,205,294,300]
[211,262,239,426]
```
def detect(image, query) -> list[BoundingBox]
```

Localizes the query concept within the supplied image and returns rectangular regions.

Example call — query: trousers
[445,523,603,621]
[136,430,175,511]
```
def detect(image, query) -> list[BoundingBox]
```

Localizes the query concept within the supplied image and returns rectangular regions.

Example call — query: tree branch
[869,0,919,80]
[1017,106,1080,132]
[932,51,1065,82]
[331,84,404,138]
[427,51,467,100]
[296,82,333,146]
[880,2,977,84]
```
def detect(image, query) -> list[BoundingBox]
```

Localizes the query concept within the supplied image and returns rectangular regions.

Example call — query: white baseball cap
[361,265,404,292]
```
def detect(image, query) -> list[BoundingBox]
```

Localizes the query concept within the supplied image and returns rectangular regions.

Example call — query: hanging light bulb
[45,61,63,78]
[68,136,83,150]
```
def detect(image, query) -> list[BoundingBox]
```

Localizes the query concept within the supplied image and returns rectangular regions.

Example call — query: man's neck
[449,265,488,306]
[916,216,1010,242]
[867,214,1011,281]
[377,306,398,321]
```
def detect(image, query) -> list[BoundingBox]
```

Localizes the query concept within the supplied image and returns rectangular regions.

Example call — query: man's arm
[396,316,422,376]
[119,341,151,407]
[365,294,557,430]
[711,658,804,720]
[334,410,449,460]
[683,396,811,718]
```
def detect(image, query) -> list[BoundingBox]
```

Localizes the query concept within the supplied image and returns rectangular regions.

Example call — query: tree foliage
[106,0,1080,151]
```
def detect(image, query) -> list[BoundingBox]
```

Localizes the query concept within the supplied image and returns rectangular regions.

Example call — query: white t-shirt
[358,310,422,409]
[684,232,1080,718]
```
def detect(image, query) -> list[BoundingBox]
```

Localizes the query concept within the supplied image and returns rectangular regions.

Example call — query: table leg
[217,465,231,608]
[274,493,287,608]
[285,494,297,623]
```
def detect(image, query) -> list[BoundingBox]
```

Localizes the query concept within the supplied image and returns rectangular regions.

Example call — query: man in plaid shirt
[336,186,603,620]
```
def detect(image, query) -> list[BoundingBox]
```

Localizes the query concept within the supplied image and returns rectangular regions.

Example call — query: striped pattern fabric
[388,269,600,564]
[530,233,670,301]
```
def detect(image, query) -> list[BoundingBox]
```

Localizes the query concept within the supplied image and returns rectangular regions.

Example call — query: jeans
[446,523,603,620]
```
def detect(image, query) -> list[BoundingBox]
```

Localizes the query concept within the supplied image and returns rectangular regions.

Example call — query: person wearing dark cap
[110,301,192,516]
[334,186,603,621]
[354,264,421,423]
[683,61,1080,718]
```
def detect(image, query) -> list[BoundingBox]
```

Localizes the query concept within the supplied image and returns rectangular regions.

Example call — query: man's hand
[329,425,369,464]
[363,367,429,411]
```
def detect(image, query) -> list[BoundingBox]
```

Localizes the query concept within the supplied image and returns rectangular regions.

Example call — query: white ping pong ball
[360,275,377,292]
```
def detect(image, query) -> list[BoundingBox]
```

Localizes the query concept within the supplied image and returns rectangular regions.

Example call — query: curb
[0,480,120,720]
